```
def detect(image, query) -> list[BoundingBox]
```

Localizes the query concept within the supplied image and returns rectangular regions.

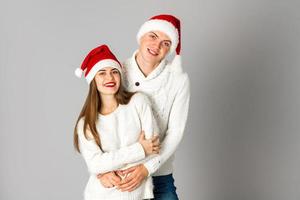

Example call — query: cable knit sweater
[123,51,190,176]
[77,93,159,200]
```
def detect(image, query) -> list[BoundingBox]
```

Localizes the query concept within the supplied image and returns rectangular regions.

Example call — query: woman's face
[138,31,171,65]
[94,67,121,96]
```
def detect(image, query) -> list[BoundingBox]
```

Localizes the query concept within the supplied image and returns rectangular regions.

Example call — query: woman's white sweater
[77,93,158,200]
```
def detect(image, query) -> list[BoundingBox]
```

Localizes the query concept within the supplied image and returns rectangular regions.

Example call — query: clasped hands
[97,131,160,192]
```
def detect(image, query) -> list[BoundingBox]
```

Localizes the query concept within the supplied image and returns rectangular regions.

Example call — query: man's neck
[135,52,160,77]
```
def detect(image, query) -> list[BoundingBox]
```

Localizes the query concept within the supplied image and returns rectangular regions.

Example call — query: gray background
[1,0,300,199]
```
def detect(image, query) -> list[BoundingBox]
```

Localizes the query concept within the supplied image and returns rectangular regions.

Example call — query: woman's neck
[100,95,118,115]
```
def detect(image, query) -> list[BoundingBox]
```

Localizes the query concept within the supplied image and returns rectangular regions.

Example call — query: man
[98,14,190,199]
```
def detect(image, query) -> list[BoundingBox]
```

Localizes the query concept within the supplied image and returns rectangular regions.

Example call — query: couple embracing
[74,14,190,200]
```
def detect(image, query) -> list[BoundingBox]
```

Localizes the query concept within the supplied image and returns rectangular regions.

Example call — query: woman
[73,44,160,200]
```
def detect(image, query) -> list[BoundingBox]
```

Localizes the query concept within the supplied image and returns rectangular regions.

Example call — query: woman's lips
[104,82,116,87]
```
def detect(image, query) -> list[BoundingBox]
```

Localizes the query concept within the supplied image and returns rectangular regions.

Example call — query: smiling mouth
[147,48,159,56]
[104,82,116,87]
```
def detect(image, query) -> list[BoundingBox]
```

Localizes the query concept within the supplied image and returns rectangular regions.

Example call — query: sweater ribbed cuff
[143,156,161,176]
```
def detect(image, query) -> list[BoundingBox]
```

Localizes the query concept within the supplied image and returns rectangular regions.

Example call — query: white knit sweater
[77,93,159,200]
[123,51,190,176]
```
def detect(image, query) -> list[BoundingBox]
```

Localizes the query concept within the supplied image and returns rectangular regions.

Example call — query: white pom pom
[170,55,182,73]
[75,68,83,78]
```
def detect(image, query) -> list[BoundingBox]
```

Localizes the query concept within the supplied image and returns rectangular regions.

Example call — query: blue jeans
[152,174,179,200]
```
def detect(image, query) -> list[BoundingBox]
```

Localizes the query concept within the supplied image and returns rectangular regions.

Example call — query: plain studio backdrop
[1,0,300,199]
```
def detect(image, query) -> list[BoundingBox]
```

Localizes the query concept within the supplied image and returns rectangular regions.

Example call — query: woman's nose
[105,73,114,80]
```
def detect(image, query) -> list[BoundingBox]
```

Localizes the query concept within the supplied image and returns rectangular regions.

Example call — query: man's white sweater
[123,51,190,176]
[77,93,158,200]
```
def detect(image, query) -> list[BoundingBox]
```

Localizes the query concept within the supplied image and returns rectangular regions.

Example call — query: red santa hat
[75,44,122,84]
[136,14,182,73]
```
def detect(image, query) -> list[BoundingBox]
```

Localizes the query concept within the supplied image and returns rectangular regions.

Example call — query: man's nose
[153,40,162,49]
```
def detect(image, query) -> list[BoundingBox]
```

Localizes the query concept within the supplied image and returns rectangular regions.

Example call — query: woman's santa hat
[136,14,182,73]
[75,44,122,84]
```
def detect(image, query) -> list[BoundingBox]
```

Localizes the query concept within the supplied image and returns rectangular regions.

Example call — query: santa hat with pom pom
[75,44,122,84]
[136,14,182,73]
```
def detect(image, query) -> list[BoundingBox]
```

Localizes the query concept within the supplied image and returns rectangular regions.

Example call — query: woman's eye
[98,72,105,76]
[112,70,119,74]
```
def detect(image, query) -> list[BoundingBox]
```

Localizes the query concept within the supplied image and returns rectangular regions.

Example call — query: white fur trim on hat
[136,19,179,54]
[85,59,122,84]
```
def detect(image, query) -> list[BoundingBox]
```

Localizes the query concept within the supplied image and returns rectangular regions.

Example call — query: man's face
[138,31,171,65]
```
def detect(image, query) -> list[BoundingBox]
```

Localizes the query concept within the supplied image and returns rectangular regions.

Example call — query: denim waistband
[152,174,175,184]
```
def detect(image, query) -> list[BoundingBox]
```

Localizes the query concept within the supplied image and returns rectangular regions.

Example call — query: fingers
[117,165,147,192]
[152,135,160,149]
[115,170,124,177]
[124,180,140,192]
[97,173,103,179]
[153,146,160,152]
[153,137,159,144]
[120,166,138,175]
[110,174,121,186]
[97,171,121,188]
[143,138,160,155]
[104,182,114,188]
[153,143,159,149]
[127,182,140,192]
[97,171,111,179]
[118,176,137,191]
[151,135,159,142]
[119,175,143,192]
[117,175,134,190]
[101,177,114,188]
[118,167,137,187]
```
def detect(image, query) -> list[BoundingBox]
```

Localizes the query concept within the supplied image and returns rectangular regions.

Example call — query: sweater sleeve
[132,93,161,175]
[133,93,159,139]
[77,119,146,175]
[143,73,190,175]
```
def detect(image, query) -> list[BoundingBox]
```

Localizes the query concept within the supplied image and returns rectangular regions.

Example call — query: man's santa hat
[136,14,182,73]
[75,44,122,84]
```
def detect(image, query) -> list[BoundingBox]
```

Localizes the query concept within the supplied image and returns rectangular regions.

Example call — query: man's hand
[97,171,121,188]
[116,164,148,192]
[138,132,160,156]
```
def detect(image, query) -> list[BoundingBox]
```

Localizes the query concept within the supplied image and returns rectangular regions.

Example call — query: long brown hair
[74,78,135,153]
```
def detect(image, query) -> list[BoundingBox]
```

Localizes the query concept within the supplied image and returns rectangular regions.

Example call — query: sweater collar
[130,50,167,80]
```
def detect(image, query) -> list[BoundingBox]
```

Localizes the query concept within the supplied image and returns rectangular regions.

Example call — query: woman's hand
[138,131,160,156]
[97,171,121,188]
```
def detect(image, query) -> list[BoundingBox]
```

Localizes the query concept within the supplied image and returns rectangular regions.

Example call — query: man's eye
[149,34,156,39]
[163,42,171,47]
